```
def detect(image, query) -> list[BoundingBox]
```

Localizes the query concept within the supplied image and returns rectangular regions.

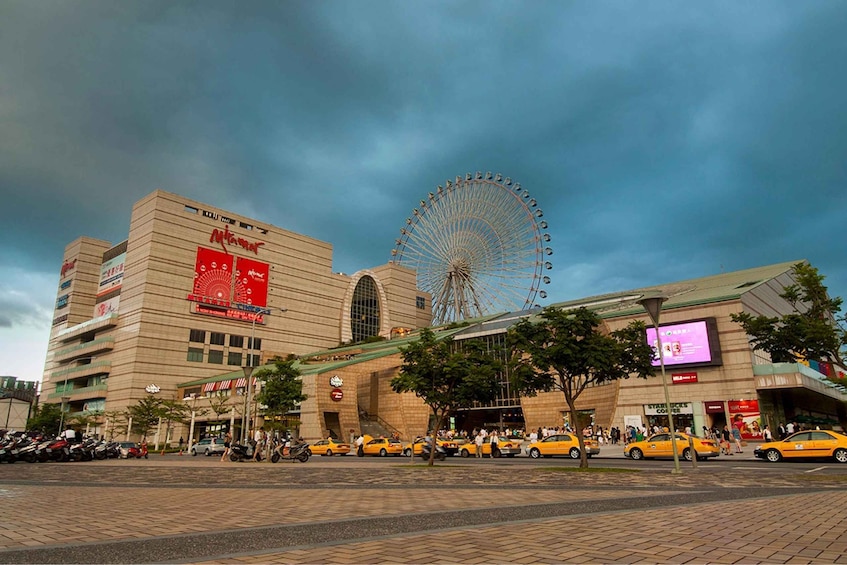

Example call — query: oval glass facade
[350,275,381,342]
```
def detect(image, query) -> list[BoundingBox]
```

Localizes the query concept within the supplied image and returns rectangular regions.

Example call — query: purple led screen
[646,320,713,367]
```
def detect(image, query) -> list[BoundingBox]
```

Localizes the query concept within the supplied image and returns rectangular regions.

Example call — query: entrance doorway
[323,412,341,439]
[453,407,524,436]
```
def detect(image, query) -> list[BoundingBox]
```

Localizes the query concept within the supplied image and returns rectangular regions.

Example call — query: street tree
[157,399,192,452]
[507,307,655,468]
[390,328,502,466]
[207,393,235,424]
[26,403,62,434]
[731,262,846,367]
[102,410,127,440]
[127,396,163,440]
[254,357,307,436]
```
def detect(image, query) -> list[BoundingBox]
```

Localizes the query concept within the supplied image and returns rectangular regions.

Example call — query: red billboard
[191,247,235,302]
[234,256,269,307]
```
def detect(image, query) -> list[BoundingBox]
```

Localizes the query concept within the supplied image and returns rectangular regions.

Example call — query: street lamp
[241,365,254,444]
[239,305,286,444]
[58,396,71,435]
[185,393,199,454]
[638,293,682,474]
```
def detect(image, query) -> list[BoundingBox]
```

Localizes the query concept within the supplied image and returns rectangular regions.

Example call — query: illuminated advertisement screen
[192,247,235,301]
[645,317,722,368]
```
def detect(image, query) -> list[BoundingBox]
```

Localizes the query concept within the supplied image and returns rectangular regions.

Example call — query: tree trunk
[565,394,589,469]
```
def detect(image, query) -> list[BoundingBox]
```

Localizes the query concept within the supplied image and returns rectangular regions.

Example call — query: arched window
[350,276,381,342]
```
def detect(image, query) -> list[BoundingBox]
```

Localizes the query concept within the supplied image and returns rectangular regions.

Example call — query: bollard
[688,436,698,470]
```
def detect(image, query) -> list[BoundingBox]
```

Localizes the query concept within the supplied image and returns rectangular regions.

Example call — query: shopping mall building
[42,190,847,443]
[41,190,431,439]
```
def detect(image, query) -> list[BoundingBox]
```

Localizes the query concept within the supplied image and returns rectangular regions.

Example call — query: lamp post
[58,396,71,435]
[239,305,285,444]
[186,393,198,454]
[241,365,254,444]
[638,294,682,474]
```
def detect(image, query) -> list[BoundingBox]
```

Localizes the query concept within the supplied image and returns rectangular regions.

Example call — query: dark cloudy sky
[2,1,846,382]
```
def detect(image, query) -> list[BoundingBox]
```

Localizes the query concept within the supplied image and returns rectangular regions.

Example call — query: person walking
[762,425,773,442]
[731,425,744,453]
[220,431,232,462]
[474,430,484,458]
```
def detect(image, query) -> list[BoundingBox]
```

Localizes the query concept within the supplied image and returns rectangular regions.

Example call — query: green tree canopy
[127,396,163,439]
[26,402,62,434]
[391,328,502,465]
[507,307,655,468]
[731,262,846,367]
[254,357,306,432]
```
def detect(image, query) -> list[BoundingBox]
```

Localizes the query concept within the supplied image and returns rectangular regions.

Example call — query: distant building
[42,190,431,439]
[0,376,38,430]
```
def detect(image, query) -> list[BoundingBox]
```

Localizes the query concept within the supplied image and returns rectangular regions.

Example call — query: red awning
[218,380,232,390]
[235,378,247,388]
[203,382,216,393]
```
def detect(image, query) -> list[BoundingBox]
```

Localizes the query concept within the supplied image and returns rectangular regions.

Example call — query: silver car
[191,437,226,456]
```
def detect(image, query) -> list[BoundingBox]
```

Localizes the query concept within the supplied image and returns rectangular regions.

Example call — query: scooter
[270,439,310,463]
[228,442,263,462]
[419,442,446,461]
[125,442,149,459]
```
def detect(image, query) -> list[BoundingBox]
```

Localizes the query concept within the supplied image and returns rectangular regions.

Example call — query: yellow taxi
[312,438,351,456]
[624,432,720,461]
[361,436,404,457]
[403,437,460,457]
[458,437,522,458]
[754,430,847,463]
[526,434,600,459]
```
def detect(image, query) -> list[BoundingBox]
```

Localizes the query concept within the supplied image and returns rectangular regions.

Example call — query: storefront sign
[329,375,343,387]
[330,388,344,401]
[704,401,725,414]
[193,303,266,323]
[671,372,698,384]
[644,402,693,415]
[145,384,161,394]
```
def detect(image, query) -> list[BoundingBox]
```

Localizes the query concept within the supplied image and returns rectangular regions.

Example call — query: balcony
[54,313,119,343]
[53,337,115,363]
[50,360,112,382]
[47,383,108,401]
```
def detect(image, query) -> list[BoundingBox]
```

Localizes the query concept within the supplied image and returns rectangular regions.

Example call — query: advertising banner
[192,247,234,301]
[97,253,126,297]
[94,295,121,318]
[728,399,762,440]
[234,256,270,307]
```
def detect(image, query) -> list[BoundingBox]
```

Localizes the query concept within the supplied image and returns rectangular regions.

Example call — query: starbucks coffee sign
[644,402,692,415]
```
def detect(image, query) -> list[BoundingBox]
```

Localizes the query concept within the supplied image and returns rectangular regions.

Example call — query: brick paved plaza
[0,456,845,564]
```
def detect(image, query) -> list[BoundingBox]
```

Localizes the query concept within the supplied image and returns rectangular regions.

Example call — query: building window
[416,296,426,309]
[247,337,262,350]
[187,348,204,362]
[227,352,243,366]
[229,335,244,348]
[189,330,206,343]
[247,353,261,366]
[210,332,225,346]
[350,275,381,343]
[208,350,224,364]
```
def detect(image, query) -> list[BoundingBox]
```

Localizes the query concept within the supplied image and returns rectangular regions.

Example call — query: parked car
[526,434,599,459]
[312,438,351,456]
[624,432,720,461]
[118,441,139,459]
[362,436,404,457]
[403,437,461,457]
[191,437,226,456]
[754,430,847,463]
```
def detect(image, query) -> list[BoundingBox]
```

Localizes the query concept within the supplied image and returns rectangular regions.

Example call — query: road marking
[805,466,827,473]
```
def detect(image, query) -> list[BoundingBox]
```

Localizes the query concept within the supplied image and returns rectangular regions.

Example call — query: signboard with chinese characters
[671,372,698,384]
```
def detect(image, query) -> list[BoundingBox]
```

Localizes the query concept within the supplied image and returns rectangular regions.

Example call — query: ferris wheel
[390,171,552,325]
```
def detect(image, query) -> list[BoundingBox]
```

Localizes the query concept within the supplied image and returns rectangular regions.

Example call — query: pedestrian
[762,425,773,442]
[252,427,264,461]
[721,426,733,455]
[220,431,232,462]
[489,430,499,458]
[179,436,184,451]
[474,430,484,458]
[355,434,365,457]
[731,425,743,453]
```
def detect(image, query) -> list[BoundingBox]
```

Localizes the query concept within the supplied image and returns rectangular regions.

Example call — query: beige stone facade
[43,190,431,439]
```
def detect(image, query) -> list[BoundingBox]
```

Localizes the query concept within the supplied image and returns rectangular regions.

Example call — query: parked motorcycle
[270,439,310,463]
[228,442,263,462]
[125,442,149,459]
[37,437,70,463]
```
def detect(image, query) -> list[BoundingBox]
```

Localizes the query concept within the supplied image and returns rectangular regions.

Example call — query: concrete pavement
[0,453,844,564]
